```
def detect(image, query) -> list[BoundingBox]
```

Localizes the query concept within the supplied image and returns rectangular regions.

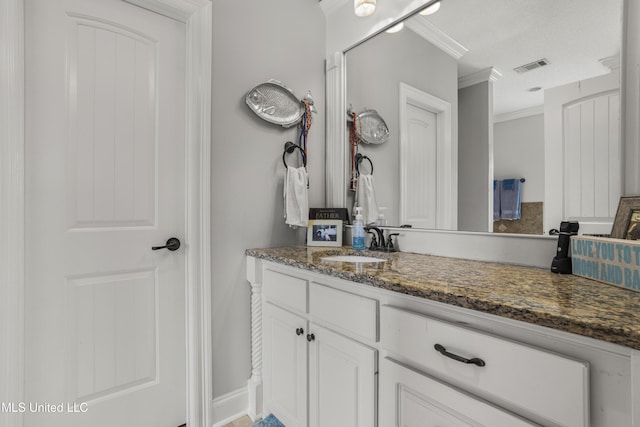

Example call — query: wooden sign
[571,235,640,292]
[308,208,350,224]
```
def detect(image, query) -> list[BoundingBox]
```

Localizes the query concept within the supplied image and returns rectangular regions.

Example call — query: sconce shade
[419,1,441,15]
[354,0,376,17]
[386,22,404,33]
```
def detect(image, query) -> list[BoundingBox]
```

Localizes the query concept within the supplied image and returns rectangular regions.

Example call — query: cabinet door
[263,303,308,427]
[379,358,538,427]
[308,324,377,427]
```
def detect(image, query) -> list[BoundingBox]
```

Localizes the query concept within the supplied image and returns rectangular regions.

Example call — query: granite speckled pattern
[246,246,640,350]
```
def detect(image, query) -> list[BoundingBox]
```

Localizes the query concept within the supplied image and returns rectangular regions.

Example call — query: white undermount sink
[321,255,385,263]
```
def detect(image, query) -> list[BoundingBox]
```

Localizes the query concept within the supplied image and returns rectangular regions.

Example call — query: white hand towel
[283,166,309,228]
[356,174,379,224]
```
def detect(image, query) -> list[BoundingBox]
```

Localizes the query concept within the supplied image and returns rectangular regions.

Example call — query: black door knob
[296,328,304,336]
[306,333,315,342]
[152,237,181,251]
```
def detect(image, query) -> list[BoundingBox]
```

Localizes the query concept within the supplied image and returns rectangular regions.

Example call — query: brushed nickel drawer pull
[434,343,486,367]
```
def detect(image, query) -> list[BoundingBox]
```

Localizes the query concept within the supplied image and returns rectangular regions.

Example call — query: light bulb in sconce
[419,0,441,15]
[354,0,376,17]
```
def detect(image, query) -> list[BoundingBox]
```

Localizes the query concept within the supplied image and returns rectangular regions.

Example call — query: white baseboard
[211,386,249,427]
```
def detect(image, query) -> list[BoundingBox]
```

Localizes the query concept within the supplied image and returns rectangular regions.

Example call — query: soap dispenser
[352,207,366,250]
[376,207,387,227]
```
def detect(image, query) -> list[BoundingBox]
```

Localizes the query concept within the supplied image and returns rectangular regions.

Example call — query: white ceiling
[411,0,622,116]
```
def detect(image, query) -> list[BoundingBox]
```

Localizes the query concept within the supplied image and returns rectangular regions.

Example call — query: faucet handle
[367,231,378,249]
[387,233,400,251]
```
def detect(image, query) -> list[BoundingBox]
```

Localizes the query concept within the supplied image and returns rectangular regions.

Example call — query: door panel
[68,269,157,402]
[263,303,308,427]
[563,92,621,221]
[69,16,157,228]
[25,0,186,425]
[404,103,438,229]
[379,358,537,427]
[544,70,621,234]
[308,324,376,427]
[399,83,455,230]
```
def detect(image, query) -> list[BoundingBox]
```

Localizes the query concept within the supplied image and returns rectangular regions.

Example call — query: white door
[308,324,376,427]
[25,0,187,425]
[544,71,621,234]
[399,82,456,230]
[403,103,438,229]
[563,92,621,223]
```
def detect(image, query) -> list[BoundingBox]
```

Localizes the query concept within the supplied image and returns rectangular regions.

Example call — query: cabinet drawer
[380,305,589,427]
[309,282,378,342]
[263,268,307,313]
[379,357,538,427]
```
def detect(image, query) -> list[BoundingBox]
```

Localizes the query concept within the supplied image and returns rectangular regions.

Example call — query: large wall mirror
[333,0,623,235]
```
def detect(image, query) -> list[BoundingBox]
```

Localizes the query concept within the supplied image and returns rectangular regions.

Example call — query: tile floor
[222,415,253,427]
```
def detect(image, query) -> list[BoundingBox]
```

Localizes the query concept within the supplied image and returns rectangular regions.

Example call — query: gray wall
[345,28,458,226]
[458,81,492,232]
[211,0,325,398]
[494,114,544,203]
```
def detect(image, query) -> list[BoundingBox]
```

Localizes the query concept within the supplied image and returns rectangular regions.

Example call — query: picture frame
[306,219,343,247]
[611,196,640,239]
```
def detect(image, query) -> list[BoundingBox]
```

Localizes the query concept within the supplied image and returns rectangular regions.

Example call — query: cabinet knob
[306,333,315,342]
[296,327,304,336]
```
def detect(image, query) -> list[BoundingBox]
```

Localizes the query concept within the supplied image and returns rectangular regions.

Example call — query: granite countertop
[246,246,640,350]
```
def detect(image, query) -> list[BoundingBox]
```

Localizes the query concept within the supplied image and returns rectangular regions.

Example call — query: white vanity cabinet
[261,268,377,427]
[248,257,636,426]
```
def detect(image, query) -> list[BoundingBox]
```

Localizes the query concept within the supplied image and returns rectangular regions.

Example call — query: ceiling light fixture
[386,22,404,33]
[354,0,376,17]
[419,1,441,15]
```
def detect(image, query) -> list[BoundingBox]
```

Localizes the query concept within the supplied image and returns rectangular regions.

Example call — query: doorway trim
[398,82,456,230]
[0,0,213,426]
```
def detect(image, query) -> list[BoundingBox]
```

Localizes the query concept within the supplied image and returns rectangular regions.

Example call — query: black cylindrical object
[550,221,579,274]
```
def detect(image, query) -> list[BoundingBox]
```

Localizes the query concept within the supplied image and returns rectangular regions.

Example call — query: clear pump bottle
[376,207,387,227]
[352,207,366,250]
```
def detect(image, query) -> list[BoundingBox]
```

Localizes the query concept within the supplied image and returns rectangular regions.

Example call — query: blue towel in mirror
[499,179,522,220]
[493,180,501,221]
[253,414,285,427]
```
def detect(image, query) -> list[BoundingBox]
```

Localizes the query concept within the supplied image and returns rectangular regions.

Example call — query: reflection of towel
[356,174,379,224]
[500,179,522,220]
[253,414,285,427]
[493,180,501,221]
[284,166,308,228]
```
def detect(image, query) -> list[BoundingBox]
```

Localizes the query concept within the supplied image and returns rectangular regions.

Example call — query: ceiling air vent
[514,58,550,73]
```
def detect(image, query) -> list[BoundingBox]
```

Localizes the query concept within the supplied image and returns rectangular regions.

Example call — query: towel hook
[355,153,373,175]
[282,141,307,168]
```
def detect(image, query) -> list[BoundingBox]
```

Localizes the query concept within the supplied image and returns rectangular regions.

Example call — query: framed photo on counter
[611,196,640,239]
[307,219,343,247]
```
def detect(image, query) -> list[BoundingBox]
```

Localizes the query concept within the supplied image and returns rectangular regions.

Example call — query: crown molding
[494,105,544,123]
[405,16,467,59]
[599,54,620,70]
[458,67,502,89]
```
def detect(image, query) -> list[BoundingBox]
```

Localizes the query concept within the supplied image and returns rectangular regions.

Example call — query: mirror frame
[324,0,639,236]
